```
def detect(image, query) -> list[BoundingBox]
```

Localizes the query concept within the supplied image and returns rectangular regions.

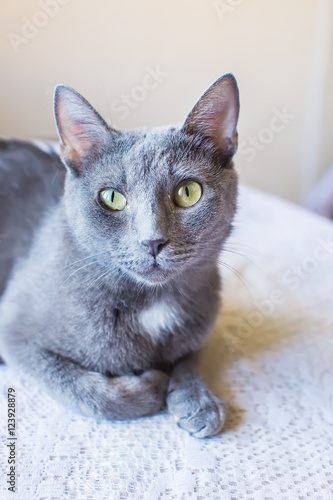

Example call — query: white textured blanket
[1,185,332,499]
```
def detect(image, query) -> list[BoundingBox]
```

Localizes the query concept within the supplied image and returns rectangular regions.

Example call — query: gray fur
[0,74,239,437]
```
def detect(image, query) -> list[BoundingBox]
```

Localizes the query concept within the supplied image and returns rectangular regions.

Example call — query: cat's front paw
[166,384,225,438]
[138,369,169,413]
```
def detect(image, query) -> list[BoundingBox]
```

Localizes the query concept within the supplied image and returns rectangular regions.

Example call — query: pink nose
[141,239,168,258]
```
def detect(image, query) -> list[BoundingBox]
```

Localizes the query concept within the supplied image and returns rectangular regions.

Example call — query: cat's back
[0,139,65,296]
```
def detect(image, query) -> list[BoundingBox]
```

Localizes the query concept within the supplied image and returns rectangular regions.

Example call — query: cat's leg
[166,353,225,438]
[1,340,168,419]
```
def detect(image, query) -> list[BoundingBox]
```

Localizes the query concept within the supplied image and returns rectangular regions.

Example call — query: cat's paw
[75,368,169,420]
[138,369,169,413]
[166,383,225,438]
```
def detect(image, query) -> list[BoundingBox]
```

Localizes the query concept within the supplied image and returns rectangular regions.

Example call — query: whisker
[134,279,148,302]
[63,249,112,269]
[221,248,272,279]
[167,279,186,300]
[83,267,119,293]
[216,259,257,301]
[59,260,100,289]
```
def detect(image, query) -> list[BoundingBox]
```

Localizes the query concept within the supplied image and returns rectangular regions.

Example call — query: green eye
[174,180,202,208]
[99,189,127,211]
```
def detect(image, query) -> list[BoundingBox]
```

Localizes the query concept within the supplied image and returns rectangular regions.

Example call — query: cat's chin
[140,271,170,287]
[126,264,173,287]
[146,266,170,285]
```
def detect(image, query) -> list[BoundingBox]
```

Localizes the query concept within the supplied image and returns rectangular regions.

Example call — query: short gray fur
[0,74,239,438]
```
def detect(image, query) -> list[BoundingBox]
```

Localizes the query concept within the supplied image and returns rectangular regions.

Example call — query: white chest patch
[138,300,180,339]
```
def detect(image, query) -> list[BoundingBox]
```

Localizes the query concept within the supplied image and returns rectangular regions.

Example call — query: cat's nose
[141,239,168,258]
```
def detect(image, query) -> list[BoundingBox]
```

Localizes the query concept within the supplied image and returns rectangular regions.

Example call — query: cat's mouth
[146,260,166,281]
[122,251,184,286]
[133,259,172,285]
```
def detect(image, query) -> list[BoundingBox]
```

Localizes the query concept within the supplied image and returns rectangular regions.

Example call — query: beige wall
[1,0,333,204]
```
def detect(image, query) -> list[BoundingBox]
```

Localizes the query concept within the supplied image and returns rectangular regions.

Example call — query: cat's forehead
[88,125,218,196]
[121,126,180,167]
[111,126,206,180]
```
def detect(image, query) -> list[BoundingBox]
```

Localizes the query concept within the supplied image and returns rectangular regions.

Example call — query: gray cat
[0,74,239,438]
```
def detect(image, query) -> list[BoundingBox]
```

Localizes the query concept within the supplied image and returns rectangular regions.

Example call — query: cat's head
[54,74,240,287]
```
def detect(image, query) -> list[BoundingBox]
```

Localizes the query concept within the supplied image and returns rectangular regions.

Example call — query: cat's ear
[54,85,116,175]
[182,73,239,157]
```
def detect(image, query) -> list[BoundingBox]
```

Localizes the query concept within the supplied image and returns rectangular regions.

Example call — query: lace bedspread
[1,185,332,499]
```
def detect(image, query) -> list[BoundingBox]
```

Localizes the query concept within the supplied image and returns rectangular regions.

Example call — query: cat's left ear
[182,73,239,156]
[54,85,117,175]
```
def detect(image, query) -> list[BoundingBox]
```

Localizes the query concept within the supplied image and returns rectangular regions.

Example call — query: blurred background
[1,0,333,207]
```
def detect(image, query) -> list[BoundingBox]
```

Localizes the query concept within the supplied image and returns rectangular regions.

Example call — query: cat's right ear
[182,73,239,158]
[54,85,117,175]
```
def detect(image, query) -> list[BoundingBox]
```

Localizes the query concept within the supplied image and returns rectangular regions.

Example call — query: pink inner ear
[189,94,237,141]
[60,141,87,168]
[56,106,103,171]
[183,74,239,153]
[55,86,112,164]
[210,104,239,149]
[54,84,114,174]
[57,99,97,157]
[61,119,97,156]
